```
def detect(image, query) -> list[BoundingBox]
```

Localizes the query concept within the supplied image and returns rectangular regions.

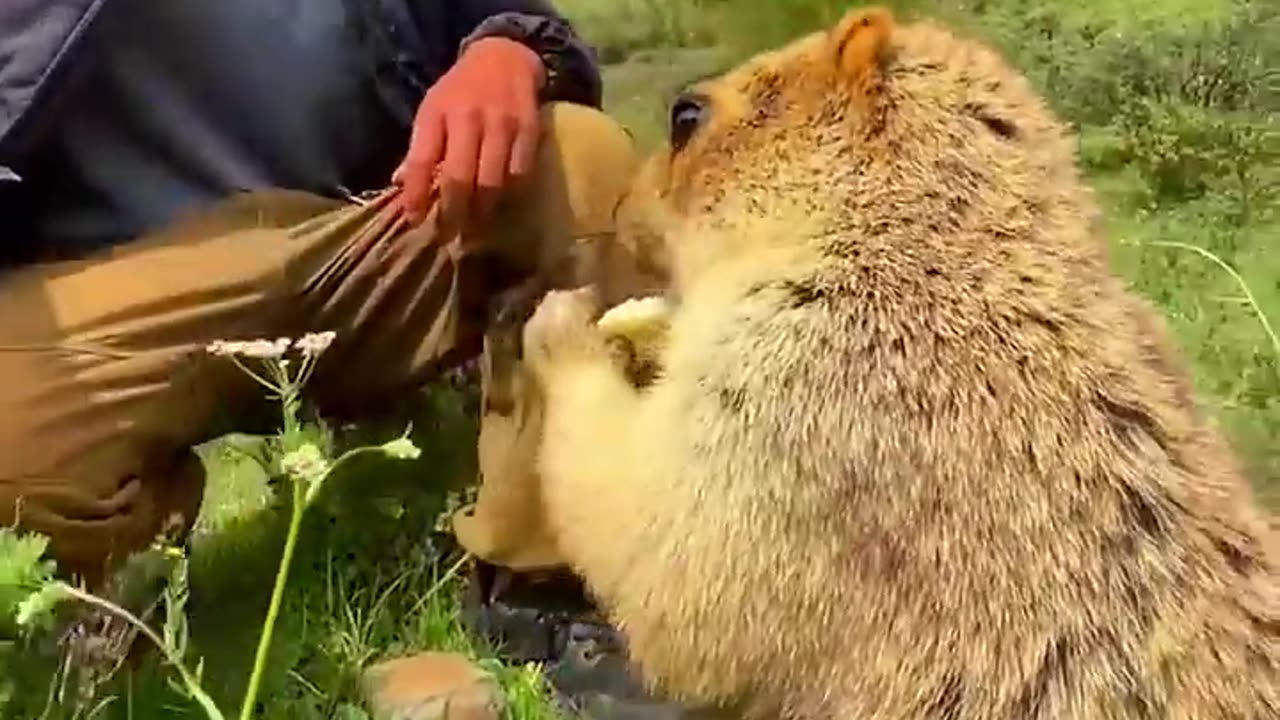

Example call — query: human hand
[393,37,546,233]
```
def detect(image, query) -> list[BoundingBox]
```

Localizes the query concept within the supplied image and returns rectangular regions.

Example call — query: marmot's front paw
[524,287,609,380]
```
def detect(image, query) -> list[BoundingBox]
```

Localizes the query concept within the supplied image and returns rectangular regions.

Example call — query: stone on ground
[362,652,503,720]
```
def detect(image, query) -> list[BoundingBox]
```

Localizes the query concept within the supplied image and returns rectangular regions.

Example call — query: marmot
[522,6,1279,719]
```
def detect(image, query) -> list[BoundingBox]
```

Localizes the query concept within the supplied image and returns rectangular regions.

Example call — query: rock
[362,652,503,720]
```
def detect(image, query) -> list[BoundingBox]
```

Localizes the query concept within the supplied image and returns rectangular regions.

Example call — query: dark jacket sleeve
[447,0,603,109]
[0,0,108,174]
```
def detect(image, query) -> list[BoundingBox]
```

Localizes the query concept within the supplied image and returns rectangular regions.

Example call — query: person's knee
[535,102,638,231]
[1,450,206,589]
[538,101,636,170]
[489,102,639,284]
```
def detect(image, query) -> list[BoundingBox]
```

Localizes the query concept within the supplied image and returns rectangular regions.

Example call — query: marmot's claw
[524,288,607,377]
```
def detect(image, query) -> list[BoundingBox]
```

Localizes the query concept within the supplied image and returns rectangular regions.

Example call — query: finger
[507,94,541,179]
[473,111,518,224]
[439,107,483,235]
[400,104,447,224]
[477,112,516,191]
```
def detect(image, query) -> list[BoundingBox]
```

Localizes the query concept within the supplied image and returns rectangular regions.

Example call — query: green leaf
[0,529,57,633]
[14,583,69,630]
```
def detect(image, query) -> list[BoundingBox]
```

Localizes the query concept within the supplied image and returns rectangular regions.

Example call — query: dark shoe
[461,561,598,664]
[461,561,710,719]
[545,621,694,720]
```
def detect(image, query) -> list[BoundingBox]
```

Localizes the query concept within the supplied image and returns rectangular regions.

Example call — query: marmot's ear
[829,7,894,106]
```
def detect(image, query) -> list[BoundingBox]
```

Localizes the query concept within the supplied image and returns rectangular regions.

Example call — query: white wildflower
[294,331,337,358]
[379,437,421,460]
[206,339,246,356]
[205,337,291,359]
[280,443,330,485]
[236,340,272,358]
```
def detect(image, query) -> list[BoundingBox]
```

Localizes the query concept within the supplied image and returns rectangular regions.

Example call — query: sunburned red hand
[393,37,546,233]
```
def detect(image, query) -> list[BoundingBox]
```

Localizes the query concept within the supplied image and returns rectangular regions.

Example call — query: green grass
[17,387,568,720]
[4,0,1276,718]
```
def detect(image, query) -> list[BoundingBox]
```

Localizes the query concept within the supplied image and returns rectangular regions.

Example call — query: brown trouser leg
[0,103,637,588]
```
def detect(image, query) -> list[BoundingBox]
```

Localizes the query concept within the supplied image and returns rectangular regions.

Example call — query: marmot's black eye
[669,93,708,151]
[963,102,1019,141]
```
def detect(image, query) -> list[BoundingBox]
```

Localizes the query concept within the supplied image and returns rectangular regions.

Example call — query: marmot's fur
[523,7,1279,719]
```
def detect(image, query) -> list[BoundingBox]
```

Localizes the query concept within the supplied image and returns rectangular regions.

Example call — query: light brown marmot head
[622,6,1104,299]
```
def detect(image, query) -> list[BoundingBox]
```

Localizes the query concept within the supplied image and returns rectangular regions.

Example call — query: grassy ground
[13,390,563,720]
[4,0,1276,718]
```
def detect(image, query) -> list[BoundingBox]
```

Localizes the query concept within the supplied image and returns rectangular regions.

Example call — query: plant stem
[302,446,394,507]
[238,477,305,720]
[279,380,301,441]
[1136,239,1279,359]
[56,584,225,720]
[403,551,472,619]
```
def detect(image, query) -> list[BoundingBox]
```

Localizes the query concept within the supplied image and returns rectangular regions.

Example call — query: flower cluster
[205,331,335,360]
[280,443,330,486]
